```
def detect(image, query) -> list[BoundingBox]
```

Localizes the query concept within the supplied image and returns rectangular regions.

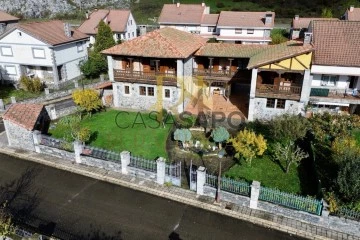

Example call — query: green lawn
[50,110,172,160]
[0,85,42,104]
[224,156,302,194]
[353,129,360,145]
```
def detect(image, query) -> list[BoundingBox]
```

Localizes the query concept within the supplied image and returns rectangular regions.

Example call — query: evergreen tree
[93,20,116,53]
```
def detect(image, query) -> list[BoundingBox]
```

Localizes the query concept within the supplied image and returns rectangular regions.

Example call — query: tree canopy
[211,126,230,149]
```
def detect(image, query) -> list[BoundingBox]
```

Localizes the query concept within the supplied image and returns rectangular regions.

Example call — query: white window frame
[32,48,46,59]
[76,42,84,52]
[124,85,131,95]
[128,33,130,39]
[321,75,338,86]
[235,28,242,34]
[4,65,17,75]
[0,46,13,56]
[247,29,254,34]
[147,86,155,96]
[164,88,171,99]
[208,27,215,33]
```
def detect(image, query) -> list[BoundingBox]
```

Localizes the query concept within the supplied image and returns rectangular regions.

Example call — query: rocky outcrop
[0,0,129,18]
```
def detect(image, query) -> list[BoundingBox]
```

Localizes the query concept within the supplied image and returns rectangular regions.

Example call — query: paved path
[0,154,303,240]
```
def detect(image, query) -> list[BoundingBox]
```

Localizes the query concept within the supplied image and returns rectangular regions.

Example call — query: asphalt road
[0,154,303,240]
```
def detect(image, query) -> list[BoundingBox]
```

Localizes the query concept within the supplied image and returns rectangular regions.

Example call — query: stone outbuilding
[3,103,50,151]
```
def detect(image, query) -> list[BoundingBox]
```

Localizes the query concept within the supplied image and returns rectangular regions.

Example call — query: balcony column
[128,58,133,74]
[209,58,213,75]
[228,58,233,76]
[155,60,160,74]
[300,69,311,104]
[107,56,114,81]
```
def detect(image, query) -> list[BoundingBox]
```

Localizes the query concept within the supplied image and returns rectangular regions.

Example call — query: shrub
[211,126,230,149]
[270,28,289,45]
[19,75,43,93]
[336,157,360,202]
[174,128,192,148]
[72,89,102,115]
[228,129,267,165]
[273,141,309,173]
[216,2,225,8]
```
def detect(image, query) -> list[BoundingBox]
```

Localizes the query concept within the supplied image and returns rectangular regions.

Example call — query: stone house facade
[3,103,50,151]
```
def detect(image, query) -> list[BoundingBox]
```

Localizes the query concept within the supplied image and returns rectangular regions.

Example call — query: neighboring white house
[290,15,337,40]
[158,2,209,34]
[158,3,275,44]
[0,20,89,88]
[216,11,275,44]
[78,9,137,45]
[0,10,19,35]
[307,20,360,114]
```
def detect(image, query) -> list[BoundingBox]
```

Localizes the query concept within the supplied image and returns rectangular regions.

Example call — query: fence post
[73,141,83,163]
[120,151,130,174]
[32,130,42,153]
[196,166,206,195]
[250,181,261,209]
[0,99,4,111]
[44,88,50,95]
[156,157,166,185]
[10,96,16,104]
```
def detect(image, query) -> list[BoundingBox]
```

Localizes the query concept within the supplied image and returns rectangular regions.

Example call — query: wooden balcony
[309,88,360,104]
[256,84,302,100]
[113,69,177,86]
[193,68,238,82]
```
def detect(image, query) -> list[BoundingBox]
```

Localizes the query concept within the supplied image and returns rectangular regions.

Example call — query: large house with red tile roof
[306,20,360,114]
[3,103,50,151]
[0,20,89,88]
[158,3,275,44]
[78,9,137,45]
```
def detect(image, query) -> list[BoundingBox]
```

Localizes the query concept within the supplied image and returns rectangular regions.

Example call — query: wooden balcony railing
[113,69,177,85]
[256,84,302,95]
[193,68,236,78]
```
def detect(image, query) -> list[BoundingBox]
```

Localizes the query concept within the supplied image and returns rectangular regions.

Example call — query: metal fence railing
[82,146,121,162]
[129,155,157,172]
[205,174,251,197]
[334,207,360,221]
[40,135,73,152]
[165,162,181,178]
[259,186,323,215]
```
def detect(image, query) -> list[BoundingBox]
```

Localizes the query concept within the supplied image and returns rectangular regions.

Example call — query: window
[32,48,46,59]
[5,65,17,75]
[0,46,13,56]
[235,28,242,34]
[77,42,83,52]
[208,27,215,33]
[117,33,121,39]
[132,32,134,37]
[321,75,338,86]
[147,87,154,96]
[164,89,171,98]
[247,29,254,34]
[131,20,133,25]
[128,33,130,39]
[124,85,130,94]
[266,98,275,108]
[139,86,146,95]
[276,99,286,109]
[17,32,22,37]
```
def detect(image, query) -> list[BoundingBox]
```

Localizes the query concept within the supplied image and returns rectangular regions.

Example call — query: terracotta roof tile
[78,10,109,35]
[201,14,219,26]
[102,27,207,59]
[158,4,206,25]
[12,20,89,46]
[0,10,19,22]
[217,11,275,28]
[195,43,267,58]
[346,8,360,21]
[311,20,360,67]
[3,104,44,131]
[78,9,131,35]
[247,41,313,69]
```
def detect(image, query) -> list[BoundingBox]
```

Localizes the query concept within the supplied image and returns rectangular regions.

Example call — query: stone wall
[253,98,304,120]
[112,82,180,112]
[4,120,35,151]
[39,145,75,160]
[81,156,122,173]
[128,166,157,181]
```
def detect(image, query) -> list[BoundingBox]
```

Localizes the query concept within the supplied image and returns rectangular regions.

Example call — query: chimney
[85,11,89,19]
[265,12,273,24]
[176,2,180,7]
[201,2,205,7]
[350,5,354,12]
[64,23,71,38]
[304,32,312,45]
[295,15,299,20]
